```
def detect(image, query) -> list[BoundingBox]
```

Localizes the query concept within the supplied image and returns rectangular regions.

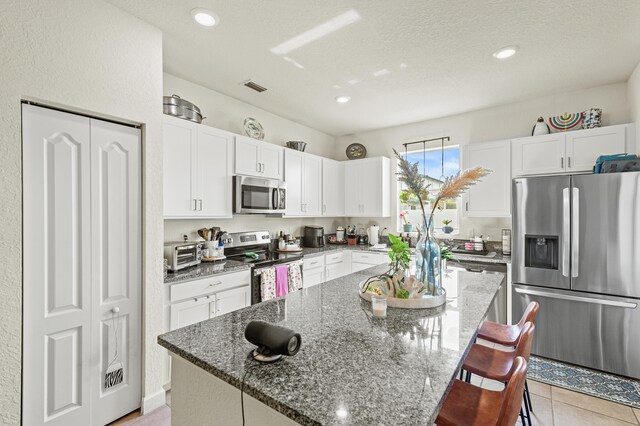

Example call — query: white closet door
[22,104,93,426]
[90,119,141,425]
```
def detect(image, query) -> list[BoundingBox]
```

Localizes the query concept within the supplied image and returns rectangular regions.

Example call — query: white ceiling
[108,0,640,136]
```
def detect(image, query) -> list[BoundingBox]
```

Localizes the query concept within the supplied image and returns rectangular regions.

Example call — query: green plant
[442,219,452,226]
[387,233,412,274]
[440,243,452,261]
[399,190,419,206]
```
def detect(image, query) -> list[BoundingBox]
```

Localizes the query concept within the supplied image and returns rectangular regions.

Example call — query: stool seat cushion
[436,379,503,426]
[477,321,521,346]
[463,343,515,382]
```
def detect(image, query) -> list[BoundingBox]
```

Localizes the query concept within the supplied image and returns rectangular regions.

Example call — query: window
[398,145,460,233]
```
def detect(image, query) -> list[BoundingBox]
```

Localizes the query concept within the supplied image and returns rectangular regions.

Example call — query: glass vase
[415,216,443,296]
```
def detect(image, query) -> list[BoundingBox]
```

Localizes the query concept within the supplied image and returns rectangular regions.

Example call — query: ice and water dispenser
[524,235,558,269]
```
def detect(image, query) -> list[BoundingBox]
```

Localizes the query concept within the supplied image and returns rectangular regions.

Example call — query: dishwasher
[449,260,507,324]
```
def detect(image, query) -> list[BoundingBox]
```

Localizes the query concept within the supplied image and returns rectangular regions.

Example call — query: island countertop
[158,264,504,425]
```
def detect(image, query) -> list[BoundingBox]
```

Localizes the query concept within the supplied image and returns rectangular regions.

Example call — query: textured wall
[0,0,165,422]
[334,82,630,240]
[164,73,337,158]
[629,61,640,152]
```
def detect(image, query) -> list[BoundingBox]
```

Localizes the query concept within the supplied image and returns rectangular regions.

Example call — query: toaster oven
[164,241,203,272]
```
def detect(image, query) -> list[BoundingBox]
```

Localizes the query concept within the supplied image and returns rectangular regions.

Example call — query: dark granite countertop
[158,264,504,425]
[164,260,251,285]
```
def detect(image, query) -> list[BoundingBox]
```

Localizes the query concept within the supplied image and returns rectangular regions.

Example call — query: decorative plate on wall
[243,117,265,140]
[549,112,583,132]
[346,143,367,160]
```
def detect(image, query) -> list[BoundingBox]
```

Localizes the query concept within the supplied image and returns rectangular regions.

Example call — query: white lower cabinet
[164,270,251,386]
[303,255,325,288]
[351,251,389,273]
[325,251,348,280]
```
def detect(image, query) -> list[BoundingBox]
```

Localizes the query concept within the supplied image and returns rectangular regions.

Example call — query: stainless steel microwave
[234,176,286,214]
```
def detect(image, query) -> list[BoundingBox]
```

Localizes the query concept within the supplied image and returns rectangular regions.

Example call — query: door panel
[90,119,141,425]
[196,127,232,217]
[260,144,283,180]
[512,176,571,289]
[215,286,250,316]
[23,104,93,426]
[284,150,303,216]
[343,163,361,215]
[511,133,565,176]
[322,159,345,216]
[170,297,213,330]
[513,284,640,379]
[566,125,626,172]
[303,155,322,216]
[234,135,260,176]
[463,140,511,217]
[360,160,382,216]
[163,118,196,216]
[571,173,640,298]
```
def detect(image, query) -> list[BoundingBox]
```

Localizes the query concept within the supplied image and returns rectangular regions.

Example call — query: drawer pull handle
[209,281,222,287]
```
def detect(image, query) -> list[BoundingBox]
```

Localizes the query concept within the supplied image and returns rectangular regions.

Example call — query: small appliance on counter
[164,240,203,272]
[303,226,324,248]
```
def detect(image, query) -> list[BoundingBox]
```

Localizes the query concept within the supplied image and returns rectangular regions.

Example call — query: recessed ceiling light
[336,96,351,103]
[493,45,519,59]
[191,8,218,27]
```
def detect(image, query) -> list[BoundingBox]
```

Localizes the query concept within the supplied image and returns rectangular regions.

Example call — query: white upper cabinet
[511,133,566,176]
[512,124,635,176]
[234,135,284,180]
[462,140,511,217]
[322,159,345,216]
[344,157,391,217]
[284,149,322,216]
[565,125,631,172]
[163,116,233,218]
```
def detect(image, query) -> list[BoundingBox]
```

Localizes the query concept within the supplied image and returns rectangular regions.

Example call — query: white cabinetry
[351,251,389,273]
[512,124,635,177]
[303,256,325,288]
[324,251,348,280]
[234,135,284,180]
[170,296,214,330]
[285,150,322,216]
[322,159,345,216]
[345,157,391,217]
[462,140,511,217]
[163,116,233,218]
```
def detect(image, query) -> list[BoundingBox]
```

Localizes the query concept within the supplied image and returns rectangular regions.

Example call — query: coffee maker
[303,226,325,248]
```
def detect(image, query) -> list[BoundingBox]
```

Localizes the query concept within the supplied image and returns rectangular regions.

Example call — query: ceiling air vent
[242,80,267,93]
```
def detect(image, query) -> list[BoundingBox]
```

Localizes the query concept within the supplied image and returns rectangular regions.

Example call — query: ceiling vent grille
[242,80,267,93]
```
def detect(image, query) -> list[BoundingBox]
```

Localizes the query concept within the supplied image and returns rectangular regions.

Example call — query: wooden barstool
[436,356,528,426]
[463,322,535,425]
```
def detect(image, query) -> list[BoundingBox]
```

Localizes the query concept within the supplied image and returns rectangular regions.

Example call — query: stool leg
[520,408,526,425]
[465,371,471,383]
[459,369,464,380]
[525,380,533,412]
[522,392,532,426]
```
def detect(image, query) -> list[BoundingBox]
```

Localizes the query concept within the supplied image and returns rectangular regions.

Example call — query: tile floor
[108,381,640,426]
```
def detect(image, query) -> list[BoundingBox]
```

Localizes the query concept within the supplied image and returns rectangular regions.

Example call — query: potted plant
[442,219,454,234]
[399,211,413,232]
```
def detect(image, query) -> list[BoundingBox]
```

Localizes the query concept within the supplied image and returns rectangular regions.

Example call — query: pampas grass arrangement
[393,149,491,231]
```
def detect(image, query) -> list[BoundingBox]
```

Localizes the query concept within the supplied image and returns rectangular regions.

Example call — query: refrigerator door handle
[572,187,579,277]
[514,287,637,308]
[562,188,570,277]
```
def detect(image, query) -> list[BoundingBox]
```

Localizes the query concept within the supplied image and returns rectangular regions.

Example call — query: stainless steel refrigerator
[512,172,640,379]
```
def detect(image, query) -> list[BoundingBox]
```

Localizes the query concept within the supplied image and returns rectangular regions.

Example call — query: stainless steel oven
[234,176,286,214]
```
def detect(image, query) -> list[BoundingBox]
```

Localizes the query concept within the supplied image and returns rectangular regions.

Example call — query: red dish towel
[275,265,289,297]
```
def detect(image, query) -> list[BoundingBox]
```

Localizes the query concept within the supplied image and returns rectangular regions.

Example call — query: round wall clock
[346,143,367,160]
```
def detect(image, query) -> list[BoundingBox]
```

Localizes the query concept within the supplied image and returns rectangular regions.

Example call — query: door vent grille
[242,80,267,93]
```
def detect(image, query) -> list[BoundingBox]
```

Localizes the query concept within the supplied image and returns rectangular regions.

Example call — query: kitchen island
[158,264,504,425]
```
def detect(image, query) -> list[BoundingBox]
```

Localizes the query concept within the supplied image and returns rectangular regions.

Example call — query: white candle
[371,295,387,318]
[372,305,387,318]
